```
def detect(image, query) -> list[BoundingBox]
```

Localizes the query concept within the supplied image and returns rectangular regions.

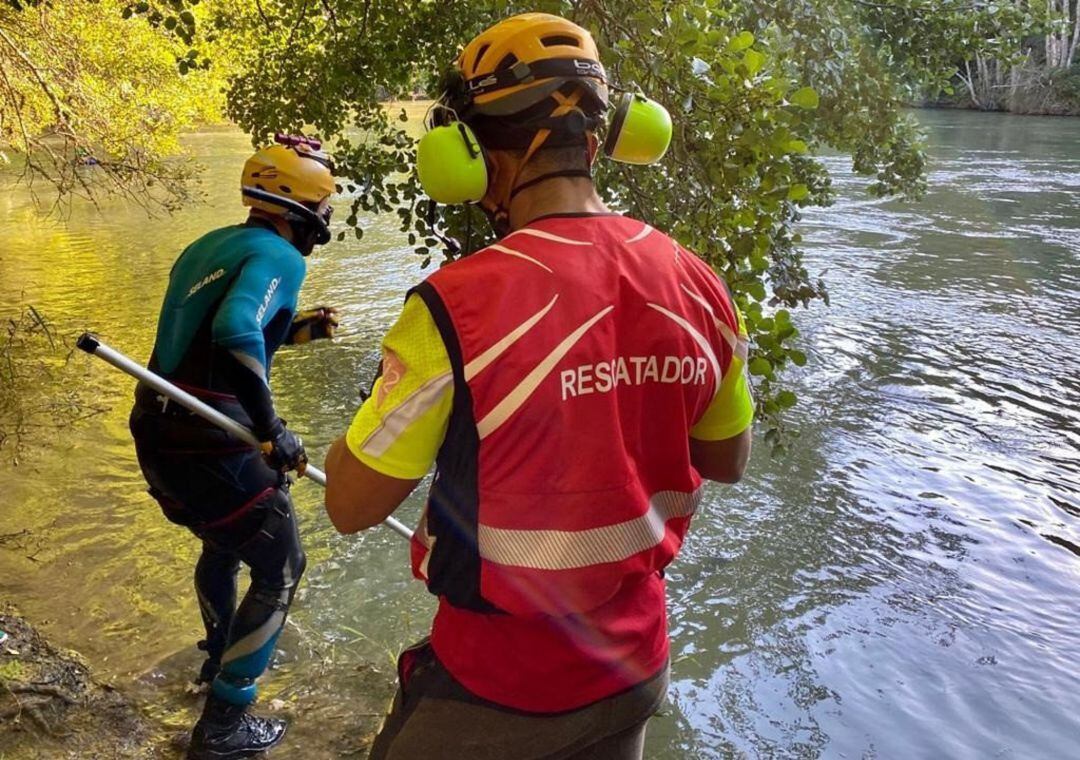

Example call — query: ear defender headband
[415,72,674,205]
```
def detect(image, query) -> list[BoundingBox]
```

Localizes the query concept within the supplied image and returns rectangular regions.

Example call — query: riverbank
[0,606,393,758]
[0,607,161,758]
[921,97,1080,116]
[922,65,1080,115]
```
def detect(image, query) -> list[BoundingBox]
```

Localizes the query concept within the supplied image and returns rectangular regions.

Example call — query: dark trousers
[368,640,669,760]
[130,404,306,705]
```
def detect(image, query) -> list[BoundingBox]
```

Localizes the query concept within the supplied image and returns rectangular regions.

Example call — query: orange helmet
[241,135,335,244]
[445,13,608,120]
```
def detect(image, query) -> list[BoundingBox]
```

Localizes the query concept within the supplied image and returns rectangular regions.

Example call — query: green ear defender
[416,90,672,206]
[416,121,489,204]
[603,93,672,165]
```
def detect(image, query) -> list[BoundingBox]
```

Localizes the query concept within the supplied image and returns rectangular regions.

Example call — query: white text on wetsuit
[255,277,281,323]
[186,268,226,299]
[560,355,708,400]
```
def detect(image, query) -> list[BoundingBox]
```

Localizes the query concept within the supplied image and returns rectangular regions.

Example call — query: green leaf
[785,139,809,154]
[777,390,797,409]
[743,49,766,76]
[790,350,808,367]
[748,357,772,377]
[787,184,809,201]
[790,87,820,109]
[727,31,755,53]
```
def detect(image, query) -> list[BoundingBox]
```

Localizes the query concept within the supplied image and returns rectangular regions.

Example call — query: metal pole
[77,332,414,541]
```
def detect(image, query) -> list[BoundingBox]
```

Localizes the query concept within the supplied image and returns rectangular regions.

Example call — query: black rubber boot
[186,693,287,759]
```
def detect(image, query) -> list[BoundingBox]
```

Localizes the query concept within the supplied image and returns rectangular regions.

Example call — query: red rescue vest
[409,213,743,709]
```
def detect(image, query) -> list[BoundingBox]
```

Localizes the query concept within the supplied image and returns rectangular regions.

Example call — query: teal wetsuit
[149,222,306,436]
[130,220,309,707]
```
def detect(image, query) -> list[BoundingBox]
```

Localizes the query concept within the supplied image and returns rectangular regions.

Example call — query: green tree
[217,0,1034,437]
[0,0,230,209]
[4,0,1036,434]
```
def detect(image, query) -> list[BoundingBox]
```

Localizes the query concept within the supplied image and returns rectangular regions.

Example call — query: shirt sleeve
[690,304,755,441]
[345,294,454,479]
[212,246,305,374]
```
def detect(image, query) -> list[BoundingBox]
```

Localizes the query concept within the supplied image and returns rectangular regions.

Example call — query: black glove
[288,306,339,344]
[259,419,308,475]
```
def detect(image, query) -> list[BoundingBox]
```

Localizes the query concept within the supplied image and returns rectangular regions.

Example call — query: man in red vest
[324,13,753,759]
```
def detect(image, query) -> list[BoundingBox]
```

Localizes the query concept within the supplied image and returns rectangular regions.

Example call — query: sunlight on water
[1,110,1078,757]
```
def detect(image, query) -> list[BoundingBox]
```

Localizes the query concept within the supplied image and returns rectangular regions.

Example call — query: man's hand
[288,307,339,344]
[260,419,308,475]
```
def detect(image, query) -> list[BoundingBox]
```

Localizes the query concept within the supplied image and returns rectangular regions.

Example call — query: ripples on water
[0,111,1078,758]
[659,112,1079,758]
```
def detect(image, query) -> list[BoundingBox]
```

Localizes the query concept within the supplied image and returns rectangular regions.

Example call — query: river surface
[1,109,1078,758]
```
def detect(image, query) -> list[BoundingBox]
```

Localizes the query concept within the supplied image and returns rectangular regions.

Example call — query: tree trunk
[1047,0,1055,67]
[961,60,983,109]
[1068,0,1080,67]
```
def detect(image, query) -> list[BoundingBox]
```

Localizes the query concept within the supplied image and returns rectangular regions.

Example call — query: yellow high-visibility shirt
[345,294,453,479]
[689,305,755,441]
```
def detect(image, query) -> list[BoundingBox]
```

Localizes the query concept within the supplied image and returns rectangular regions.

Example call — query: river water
[0,109,1077,758]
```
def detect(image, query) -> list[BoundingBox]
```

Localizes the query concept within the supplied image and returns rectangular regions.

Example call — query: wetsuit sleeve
[345,294,453,479]
[691,304,755,441]
[212,247,306,438]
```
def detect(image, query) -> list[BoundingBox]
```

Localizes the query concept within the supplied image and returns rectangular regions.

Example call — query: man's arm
[688,296,754,483]
[324,438,420,533]
[690,427,751,484]
[323,293,453,533]
[212,249,305,437]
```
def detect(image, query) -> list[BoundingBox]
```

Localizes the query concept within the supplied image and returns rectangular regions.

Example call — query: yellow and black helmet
[241,135,335,244]
[441,13,609,123]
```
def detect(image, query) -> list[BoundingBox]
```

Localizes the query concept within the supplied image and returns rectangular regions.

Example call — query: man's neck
[507,177,608,231]
[247,212,292,242]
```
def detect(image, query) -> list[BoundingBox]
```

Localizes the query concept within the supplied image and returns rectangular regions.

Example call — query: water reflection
[1,110,1078,757]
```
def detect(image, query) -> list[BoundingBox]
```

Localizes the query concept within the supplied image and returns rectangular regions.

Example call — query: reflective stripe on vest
[478,487,702,570]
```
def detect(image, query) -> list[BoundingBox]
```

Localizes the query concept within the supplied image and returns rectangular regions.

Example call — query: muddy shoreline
[0,607,390,758]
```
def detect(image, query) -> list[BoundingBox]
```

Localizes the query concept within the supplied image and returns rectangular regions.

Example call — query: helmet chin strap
[481,90,586,236]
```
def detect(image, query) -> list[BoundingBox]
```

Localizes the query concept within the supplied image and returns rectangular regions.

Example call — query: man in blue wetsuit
[129,135,337,759]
